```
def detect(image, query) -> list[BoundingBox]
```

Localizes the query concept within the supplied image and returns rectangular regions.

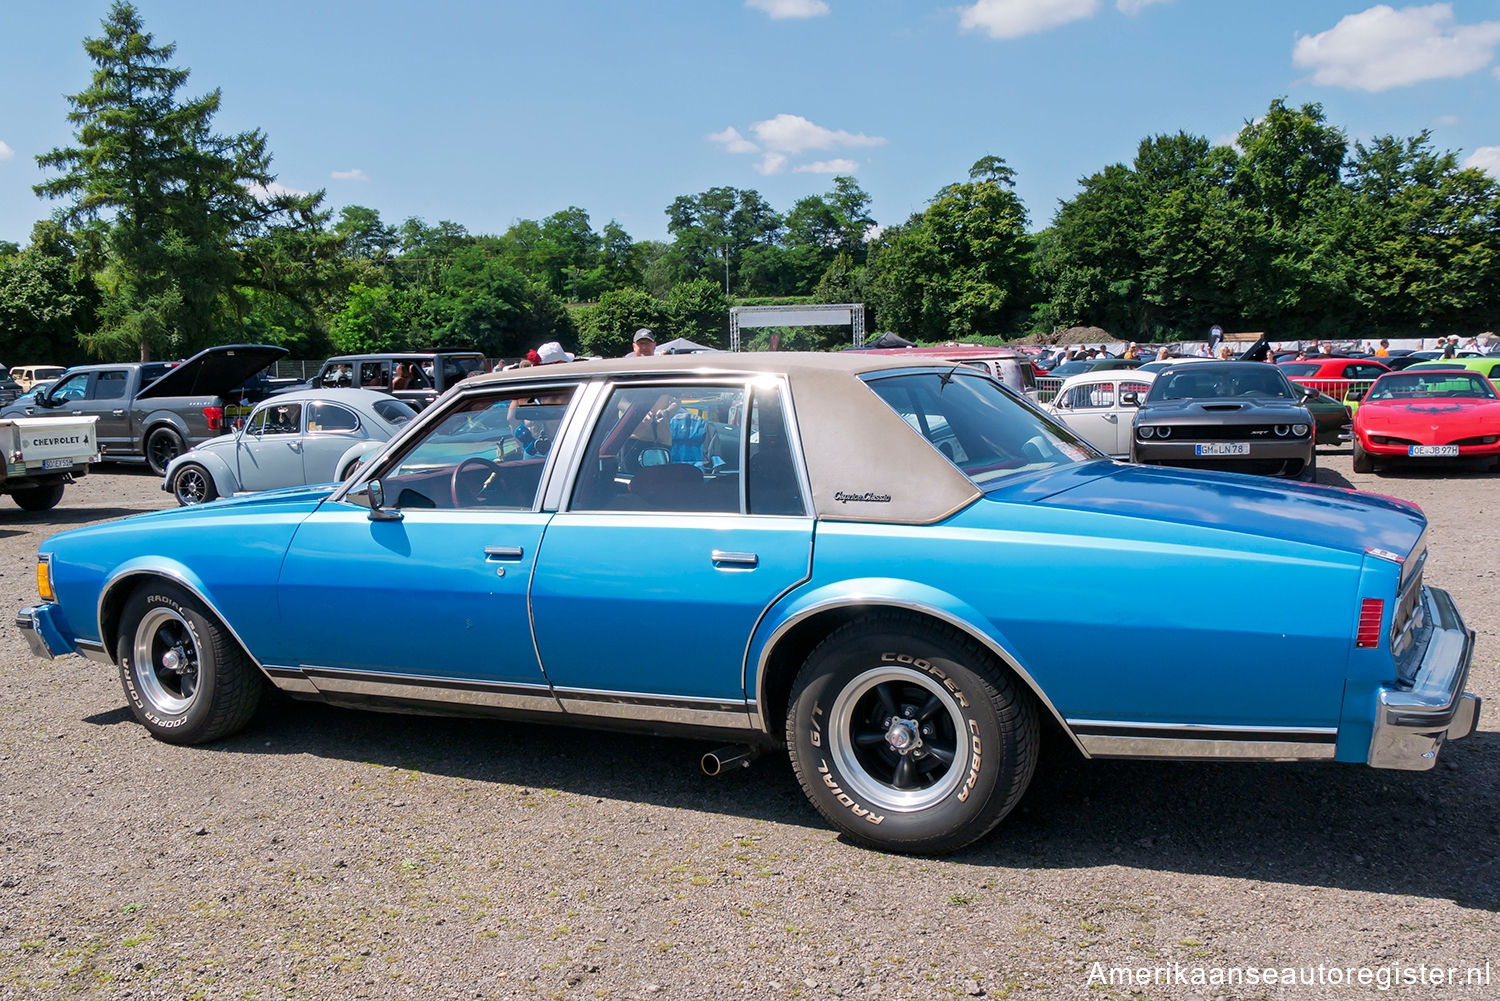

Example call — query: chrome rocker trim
[1069,720,1338,761]
[1368,586,1481,771]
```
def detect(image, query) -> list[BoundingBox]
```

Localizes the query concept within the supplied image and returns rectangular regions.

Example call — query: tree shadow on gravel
[205,698,1499,910]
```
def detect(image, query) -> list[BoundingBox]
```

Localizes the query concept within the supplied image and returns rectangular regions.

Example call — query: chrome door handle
[484,545,525,560]
[112,409,125,417]
[289,441,302,452]
[711,550,758,568]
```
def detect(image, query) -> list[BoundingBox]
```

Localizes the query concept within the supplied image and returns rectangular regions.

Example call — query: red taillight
[1356,598,1384,648]
[203,406,224,431]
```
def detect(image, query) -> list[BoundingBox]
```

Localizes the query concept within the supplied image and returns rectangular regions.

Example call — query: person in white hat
[535,341,574,365]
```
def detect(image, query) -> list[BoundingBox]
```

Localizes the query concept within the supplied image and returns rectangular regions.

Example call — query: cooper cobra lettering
[880,652,970,707]
[956,720,982,802]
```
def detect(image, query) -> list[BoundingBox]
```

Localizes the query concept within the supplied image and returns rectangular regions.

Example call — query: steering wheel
[451,457,505,507]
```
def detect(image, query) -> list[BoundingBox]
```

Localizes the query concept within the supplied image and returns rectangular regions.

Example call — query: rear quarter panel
[759,498,1362,733]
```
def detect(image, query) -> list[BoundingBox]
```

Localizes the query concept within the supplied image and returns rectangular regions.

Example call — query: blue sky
[3,1,1498,248]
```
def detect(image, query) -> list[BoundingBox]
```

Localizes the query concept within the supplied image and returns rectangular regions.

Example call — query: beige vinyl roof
[464,352,982,524]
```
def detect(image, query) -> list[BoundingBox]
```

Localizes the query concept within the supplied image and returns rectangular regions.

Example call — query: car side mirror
[638,446,670,467]
[1298,385,1316,401]
[1121,391,1139,406]
[352,478,403,522]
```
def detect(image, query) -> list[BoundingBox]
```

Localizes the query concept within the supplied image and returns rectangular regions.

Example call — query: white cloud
[0,141,13,162]
[1292,4,1500,92]
[795,158,860,174]
[331,168,368,181]
[755,152,789,175]
[1117,0,1169,13]
[746,0,829,18]
[248,180,309,202]
[1464,146,1500,178]
[708,126,759,154]
[1432,113,1460,126]
[713,114,882,174]
[959,0,1099,40]
[750,113,884,154]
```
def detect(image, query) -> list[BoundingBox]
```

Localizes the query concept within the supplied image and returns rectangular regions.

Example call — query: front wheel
[170,463,219,505]
[116,582,263,744]
[785,613,1039,854]
[145,426,185,476]
[1352,438,1374,474]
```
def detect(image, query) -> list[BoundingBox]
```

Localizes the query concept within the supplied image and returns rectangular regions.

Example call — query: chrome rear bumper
[1368,586,1481,770]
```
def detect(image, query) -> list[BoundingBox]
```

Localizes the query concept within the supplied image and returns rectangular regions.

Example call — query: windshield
[865,371,1094,489]
[1366,371,1498,402]
[1148,365,1296,402]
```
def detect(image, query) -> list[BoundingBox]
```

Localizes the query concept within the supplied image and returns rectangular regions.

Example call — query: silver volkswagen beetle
[163,388,418,505]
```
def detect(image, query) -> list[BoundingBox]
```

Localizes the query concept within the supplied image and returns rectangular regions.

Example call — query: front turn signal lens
[37,558,54,602]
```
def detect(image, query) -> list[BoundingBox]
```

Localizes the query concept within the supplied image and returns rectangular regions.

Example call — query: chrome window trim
[334,379,589,513]
[554,373,811,518]
[304,401,363,437]
[750,596,1087,755]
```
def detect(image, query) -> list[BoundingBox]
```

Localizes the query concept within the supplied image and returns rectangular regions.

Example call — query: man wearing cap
[629,328,656,358]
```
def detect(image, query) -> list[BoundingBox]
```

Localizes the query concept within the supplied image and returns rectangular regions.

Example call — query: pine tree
[35,1,327,360]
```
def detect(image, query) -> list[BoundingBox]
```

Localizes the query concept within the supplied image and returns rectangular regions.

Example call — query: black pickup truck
[0,344,286,475]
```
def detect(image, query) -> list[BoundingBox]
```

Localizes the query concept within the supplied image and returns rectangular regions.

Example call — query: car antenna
[938,364,960,389]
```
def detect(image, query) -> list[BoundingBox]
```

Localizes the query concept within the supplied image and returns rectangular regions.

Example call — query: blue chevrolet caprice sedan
[16,353,1481,853]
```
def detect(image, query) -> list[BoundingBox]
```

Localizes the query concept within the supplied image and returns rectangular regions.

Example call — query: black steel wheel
[145,426,186,476]
[785,612,1039,854]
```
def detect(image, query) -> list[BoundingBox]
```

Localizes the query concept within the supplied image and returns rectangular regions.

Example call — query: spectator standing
[628,328,656,358]
[1375,339,1389,357]
[1441,336,1457,359]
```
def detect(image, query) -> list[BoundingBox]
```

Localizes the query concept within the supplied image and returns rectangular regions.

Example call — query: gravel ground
[0,455,1496,1001]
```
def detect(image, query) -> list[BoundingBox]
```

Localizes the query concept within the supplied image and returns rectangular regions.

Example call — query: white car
[1046,370,1157,457]
[162,388,418,505]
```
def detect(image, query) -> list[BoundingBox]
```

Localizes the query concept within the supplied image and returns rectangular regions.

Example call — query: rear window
[865,371,1092,489]
[373,399,419,425]
[1278,363,1319,376]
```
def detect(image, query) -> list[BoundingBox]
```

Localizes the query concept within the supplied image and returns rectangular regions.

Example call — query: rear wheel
[11,483,65,511]
[785,612,1039,854]
[145,426,185,476]
[170,463,218,506]
[1352,438,1374,474]
[116,582,263,744]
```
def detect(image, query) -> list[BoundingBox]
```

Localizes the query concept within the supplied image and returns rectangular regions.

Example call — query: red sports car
[1352,369,1500,474]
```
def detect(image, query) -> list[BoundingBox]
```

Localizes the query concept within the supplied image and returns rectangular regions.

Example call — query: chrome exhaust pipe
[701,745,760,776]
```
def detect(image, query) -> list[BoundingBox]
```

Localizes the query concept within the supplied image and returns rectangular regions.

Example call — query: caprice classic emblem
[834,490,892,504]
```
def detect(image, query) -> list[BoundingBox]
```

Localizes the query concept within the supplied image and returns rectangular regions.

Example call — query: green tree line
[4,3,1498,366]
